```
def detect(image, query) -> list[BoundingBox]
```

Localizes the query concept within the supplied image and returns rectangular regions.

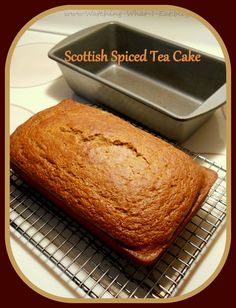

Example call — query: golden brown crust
[10,100,217,265]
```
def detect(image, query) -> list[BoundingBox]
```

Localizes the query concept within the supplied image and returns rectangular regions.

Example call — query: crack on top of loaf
[59,126,150,165]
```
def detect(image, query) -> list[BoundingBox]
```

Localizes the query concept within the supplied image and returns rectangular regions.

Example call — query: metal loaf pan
[48,21,226,141]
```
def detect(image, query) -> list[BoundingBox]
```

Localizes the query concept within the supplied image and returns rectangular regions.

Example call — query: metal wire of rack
[9,98,226,299]
[10,152,226,299]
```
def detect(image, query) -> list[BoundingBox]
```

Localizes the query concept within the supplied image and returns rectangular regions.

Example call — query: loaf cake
[10,100,217,265]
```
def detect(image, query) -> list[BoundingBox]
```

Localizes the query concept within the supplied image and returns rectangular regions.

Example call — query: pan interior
[55,23,226,117]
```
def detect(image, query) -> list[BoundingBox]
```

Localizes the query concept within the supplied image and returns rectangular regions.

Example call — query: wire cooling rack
[9,98,226,299]
[10,154,226,299]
